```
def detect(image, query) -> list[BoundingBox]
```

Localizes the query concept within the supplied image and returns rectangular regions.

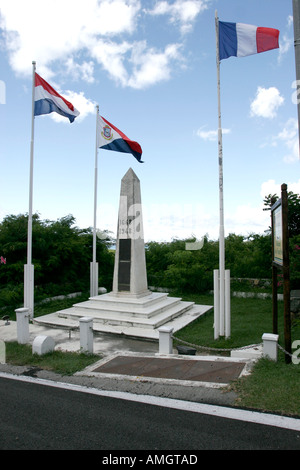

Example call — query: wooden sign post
[271,184,291,363]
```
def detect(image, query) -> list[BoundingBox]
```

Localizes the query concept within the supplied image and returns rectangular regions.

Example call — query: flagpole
[24,60,36,317]
[90,104,99,297]
[215,11,230,339]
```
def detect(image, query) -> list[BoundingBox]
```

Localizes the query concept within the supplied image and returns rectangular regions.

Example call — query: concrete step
[34,303,213,340]
[84,292,169,310]
[34,290,213,340]
[56,300,195,329]
[70,294,183,319]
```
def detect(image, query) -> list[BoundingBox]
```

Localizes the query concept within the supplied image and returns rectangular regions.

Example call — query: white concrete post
[262,333,279,361]
[0,340,5,364]
[158,326,173,354]
[90,261,98,297]
[15,307,30,344]
[213,269,219,339]
[225,269,231,339]
[79,317,93,353]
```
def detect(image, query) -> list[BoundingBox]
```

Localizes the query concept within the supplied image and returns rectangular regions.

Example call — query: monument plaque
[118,239,131,291]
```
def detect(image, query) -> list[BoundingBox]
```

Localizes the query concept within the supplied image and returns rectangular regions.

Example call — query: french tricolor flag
[219,21,279,61]
[34,73,80,123]
[97,115,143,162]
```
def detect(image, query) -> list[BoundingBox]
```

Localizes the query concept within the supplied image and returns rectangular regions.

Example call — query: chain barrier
[171,335,261,353]
[277,343,295,359]
[172,335,298,361]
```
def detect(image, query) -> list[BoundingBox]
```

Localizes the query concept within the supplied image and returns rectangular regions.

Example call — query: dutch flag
[219,21,279,61]
[97,115,143,163]
[34,73,80,123]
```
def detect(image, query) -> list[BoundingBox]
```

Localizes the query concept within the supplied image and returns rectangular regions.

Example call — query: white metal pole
[215,11,225,336]
[28,61,36,266]
[213,269,220,339]
[93,104,99,265]
[90,105,99,297]
[24,61,36,317]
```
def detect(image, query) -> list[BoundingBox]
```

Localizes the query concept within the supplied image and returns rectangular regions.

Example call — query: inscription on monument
[118,238,131,291]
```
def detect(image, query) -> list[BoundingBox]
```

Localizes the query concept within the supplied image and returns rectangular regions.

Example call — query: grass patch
[231,356,300,417]
[174,293,277,350]
[173,292,300,417]
[174,292,299,353]
[6,342,100,376]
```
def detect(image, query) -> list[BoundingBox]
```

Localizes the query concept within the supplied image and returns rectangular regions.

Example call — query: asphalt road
[1,375,300,451]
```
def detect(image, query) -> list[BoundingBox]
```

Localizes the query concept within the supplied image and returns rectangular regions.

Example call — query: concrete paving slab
[93,355,246,383]
[78,351,254,390]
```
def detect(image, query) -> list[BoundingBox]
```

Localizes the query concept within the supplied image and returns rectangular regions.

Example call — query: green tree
[0,213,114,305]
[264,191,300,237]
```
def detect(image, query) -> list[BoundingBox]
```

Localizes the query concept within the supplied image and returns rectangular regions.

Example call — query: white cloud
[278,33,293,63]
[260,179,300,199]
[196,127,231,141]
[225,203,270,236]
[91,39,132,87]
[269,118,299,163]
[91,37,184,89]
[277,118,299,163]
[0,0,196,90]
[250,86,284,119]
[0,0,141,76]
[93,0,140,35]
[146,0,209,34]
[49,90,96,123]
[277,15,294,63]
[259,117,299,163]
[65,58,95,84]
[128,41,183,89]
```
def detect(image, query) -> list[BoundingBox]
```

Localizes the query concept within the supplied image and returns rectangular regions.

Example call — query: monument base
[34,291,212,340]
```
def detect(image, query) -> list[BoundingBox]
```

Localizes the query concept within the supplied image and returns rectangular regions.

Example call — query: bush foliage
[0,213,114,307]
[0,190,299,307]
[145,233,274,293]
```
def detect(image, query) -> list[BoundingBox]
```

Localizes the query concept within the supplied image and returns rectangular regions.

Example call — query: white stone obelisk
[112,168,150,298]
[34,167,213,338]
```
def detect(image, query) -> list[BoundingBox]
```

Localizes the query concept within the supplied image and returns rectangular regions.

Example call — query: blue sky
[0,0,299,242]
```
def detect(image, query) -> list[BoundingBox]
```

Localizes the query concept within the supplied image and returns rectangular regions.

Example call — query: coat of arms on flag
[101,124,113,141]
[97,114,143,162]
